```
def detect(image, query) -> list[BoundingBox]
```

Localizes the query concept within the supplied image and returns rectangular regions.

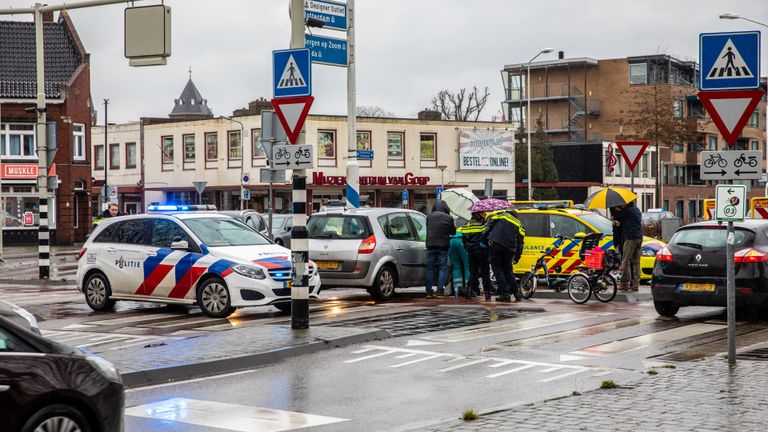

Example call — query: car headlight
[232,264,267,280]
[86,355,122,383]
[641,248,657,257]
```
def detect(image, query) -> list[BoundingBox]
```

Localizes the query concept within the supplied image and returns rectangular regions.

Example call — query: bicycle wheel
[519,271,537,299]
[567,273,591,304]
[594,273,617,302]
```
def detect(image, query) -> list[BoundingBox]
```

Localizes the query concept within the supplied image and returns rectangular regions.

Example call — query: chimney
[558,51,565,60]
[42,10,54,22]
[417,109,442,121]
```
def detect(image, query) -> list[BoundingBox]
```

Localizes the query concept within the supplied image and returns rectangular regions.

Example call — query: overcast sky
[2,0,766,124]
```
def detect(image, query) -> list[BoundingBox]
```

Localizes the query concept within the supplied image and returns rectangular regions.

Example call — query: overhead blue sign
[273,48,312,98]
[305,0,347,31]
[356,149,374,160]
[700,31,760,90]
[436,187,443,199]
[305,34,348,67]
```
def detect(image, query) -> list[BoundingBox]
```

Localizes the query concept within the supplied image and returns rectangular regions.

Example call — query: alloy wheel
[86,277,106,306]
[34,416,82,432]
[201,282,229,313]
[379,270,394,298]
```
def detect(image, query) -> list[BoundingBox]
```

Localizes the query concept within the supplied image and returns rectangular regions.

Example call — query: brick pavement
[429,351,768,432]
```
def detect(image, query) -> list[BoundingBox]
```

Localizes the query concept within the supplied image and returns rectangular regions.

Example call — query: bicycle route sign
[699,150,761,181]
[270,144,314,170]
[715,184,746,222]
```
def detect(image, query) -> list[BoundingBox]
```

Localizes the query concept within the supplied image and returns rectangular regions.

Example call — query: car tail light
[655,247,673,262]
[734,248,768,263]
[77,247,87,260]
[358,234,376,254]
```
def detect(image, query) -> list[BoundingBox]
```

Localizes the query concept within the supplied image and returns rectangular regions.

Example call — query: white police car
[76,205,320,317]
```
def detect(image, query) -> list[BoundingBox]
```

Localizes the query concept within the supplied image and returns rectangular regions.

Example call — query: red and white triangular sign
[271,96,314,144]
[615,141,650,171]
[47,163,56,177]
[698,90,764,147]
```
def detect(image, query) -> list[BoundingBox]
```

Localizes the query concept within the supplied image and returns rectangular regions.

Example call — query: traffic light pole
[34,5,50,279]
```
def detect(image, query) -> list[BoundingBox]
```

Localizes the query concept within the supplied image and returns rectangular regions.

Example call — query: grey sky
[2,0,766,124]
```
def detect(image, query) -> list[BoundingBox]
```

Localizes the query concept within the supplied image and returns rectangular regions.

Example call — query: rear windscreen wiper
[675,242,703,250]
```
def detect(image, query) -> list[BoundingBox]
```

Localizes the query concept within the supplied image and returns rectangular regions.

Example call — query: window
[73,123,86,160]
[109,144,120,169]
[228,131,242,160]
[675,200,684,218]
[752,140,759,151]
[0,123,36,158]
[673,100,683,119]
[749,110,760,128]
[183,134,195,162]
[735,139,748,151]
[150,219,195,249]
[515,213,548,237]
[162,136,174,163]
[549,215,588,238]
[409,213,427,242]
[708,135,718,151]
[629,63,647,85]
[94,145,105,169]
[307,215,369,239]
[112,219,150,244]
[420,133,436,160]
[0,327,35,352]
[387,132,404,160]
[356,131,371,151]
[182,218,271,246]
[126,142,137,168]
[251,128,265,159]
[318,130,336,159]
[205,132,218,161]
[377,213,416,240]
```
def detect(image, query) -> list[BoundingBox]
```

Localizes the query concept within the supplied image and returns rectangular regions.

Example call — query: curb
[0,278,74,286]
[121,328,390,388]
[530,289,652,303]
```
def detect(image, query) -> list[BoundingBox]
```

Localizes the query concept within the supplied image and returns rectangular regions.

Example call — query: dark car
[651,219,768,318]
[0,315,124,432]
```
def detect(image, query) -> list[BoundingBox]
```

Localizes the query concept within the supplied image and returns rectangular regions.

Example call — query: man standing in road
[92,202,120,232]
[616,201,642,291]
[458,211,493,300]
[425,200,455,298]
[483,209,525,302]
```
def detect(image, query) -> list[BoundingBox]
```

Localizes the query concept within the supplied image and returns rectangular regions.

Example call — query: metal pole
[345,0,359,209]
[290,0,309,329]
[727,219,736,365]
[0,103,4,262]
[268,176,274,241]
[104,99,109,207]
[240,123,246,210]
[630,169,635,193]
[34,4,50,279]
[526,62,532,200]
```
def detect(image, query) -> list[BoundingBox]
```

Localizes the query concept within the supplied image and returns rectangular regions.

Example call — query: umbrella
[468,198,511,213]
[441,188,478,221]
[584,187,637,209]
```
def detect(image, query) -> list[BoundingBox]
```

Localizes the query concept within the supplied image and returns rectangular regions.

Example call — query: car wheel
[21,403,90,432]
[653,300,680,317]
[83,272,116,312]
[197,277,235,318]
[370,266,396,301]
[274,302,291,315]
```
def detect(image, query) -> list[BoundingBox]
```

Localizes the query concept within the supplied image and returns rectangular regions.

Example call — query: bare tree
[356,105,395,118]
[430,86,490,121]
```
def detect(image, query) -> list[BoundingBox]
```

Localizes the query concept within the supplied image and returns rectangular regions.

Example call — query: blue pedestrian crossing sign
[700,31,760,90]
[273,48,312,98]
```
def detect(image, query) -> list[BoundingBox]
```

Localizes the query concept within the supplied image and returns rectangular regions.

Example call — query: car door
[548,214,591,274]
[514,213,550,274]
[103,219,151,295]
[406,212,428,286]
[144,218,201,301]
[0,323,41,423]
[378,212,419,286]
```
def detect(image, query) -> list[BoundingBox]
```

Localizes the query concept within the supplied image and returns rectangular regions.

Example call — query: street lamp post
[438,165,447,189]
[526,48,554,200]
[220,116,247,210]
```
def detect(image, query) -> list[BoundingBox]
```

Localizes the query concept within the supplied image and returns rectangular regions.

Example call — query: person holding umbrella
[458,210,493,299]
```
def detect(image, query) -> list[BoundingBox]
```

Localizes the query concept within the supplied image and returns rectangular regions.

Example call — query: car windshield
[576,212,614,234]
[307,215,369,239]
[182,217,270,247]
[271,215,290,229]
[670,227,755,250]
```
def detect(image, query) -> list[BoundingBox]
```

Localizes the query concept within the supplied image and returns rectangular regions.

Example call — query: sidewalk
[0,245,81,285]
[428,347,768,432]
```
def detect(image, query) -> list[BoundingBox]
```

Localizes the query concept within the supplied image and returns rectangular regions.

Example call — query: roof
[683,219,768,229]
[503,57,599,72]
[169,78,214,118]
[0,20,83,99]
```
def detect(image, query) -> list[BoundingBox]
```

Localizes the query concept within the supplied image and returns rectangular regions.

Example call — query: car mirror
[574,232,587,239]
[171,240,189,250]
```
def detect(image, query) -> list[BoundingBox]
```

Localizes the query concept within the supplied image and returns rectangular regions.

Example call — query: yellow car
[513,207,665,281]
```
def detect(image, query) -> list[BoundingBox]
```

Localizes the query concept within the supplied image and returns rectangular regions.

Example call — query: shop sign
[2,164,39,179]
[22,211,34,226]
[458,129,514,171]
[313,172,429,186]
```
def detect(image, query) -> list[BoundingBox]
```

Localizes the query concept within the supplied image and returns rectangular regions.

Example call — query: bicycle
[518,236,571,299]
[703,153,727,168]
[275,147,290,160]
[566,233,621,304]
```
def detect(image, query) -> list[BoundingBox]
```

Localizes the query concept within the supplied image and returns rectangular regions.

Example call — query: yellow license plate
[316,261,340,270]
[682,283,715,292]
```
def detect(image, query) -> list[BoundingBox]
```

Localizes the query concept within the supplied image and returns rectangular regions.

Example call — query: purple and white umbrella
[468,198,511,213]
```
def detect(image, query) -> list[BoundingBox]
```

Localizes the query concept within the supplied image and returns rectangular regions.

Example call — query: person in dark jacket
[458,211,493,299]
[425,200,456,298]
[483,209,525,302]
[615,201,643,291]
[609,206,625,256]
[92,202,120,231]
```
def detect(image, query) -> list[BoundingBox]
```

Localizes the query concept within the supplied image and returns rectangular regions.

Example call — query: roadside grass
[600,380,618,389]
[647,369,658,375]
[461,409,479,421]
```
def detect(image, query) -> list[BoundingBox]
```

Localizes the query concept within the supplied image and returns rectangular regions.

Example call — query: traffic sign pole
[345,0,359,209]
[727,218,736,365]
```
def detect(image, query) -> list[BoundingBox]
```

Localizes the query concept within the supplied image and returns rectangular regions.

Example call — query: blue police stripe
[208,259,236,275]
[143,249,175,280]
[175,253,205,285]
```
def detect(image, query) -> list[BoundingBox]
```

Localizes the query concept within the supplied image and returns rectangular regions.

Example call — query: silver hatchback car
[307,208,428,300]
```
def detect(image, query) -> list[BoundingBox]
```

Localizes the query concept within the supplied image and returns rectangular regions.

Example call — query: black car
[0,316,124,432]
[651,219,768,318]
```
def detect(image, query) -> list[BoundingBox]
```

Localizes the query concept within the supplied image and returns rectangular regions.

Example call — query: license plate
[682,283,715,292]
[285,280,293,289]
[316,261,340,270]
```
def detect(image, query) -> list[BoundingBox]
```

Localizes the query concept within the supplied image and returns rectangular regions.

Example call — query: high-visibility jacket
[483,211,525,261]
[457,220,486,253]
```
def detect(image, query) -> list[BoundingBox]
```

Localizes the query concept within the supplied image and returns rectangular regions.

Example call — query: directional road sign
[715,184,746,221]
[271,96,315,144]
[271,144,314,170]
[241,188,251,201]
[698,90,764,146]
[615,141,649,171]
[700,150,762,180]
[273,48,312,98]
[356,149,374,160]
[305,34,348,67]
[304,0,347,31]
[700,31,760,90]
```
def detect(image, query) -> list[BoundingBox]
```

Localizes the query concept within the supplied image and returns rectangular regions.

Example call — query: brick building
[0,11,93,244]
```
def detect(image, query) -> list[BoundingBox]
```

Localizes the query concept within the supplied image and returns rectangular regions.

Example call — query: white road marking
[389,354,445,368]
[486,364,536,378]
[125,398,348,432]
[438,359,490,372]
[87,313,184,326]
[406,339,443,347]
[570,323,726,357]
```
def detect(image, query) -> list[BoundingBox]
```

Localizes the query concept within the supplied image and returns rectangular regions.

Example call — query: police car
[76,205,320,317]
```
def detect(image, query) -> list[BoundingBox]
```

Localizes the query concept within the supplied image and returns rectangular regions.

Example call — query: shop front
[1,163,56,244]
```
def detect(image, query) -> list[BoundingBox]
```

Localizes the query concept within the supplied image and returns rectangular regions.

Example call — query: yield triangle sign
[271,96,314,144]
[615,141,649,171]
[698,89,764,146]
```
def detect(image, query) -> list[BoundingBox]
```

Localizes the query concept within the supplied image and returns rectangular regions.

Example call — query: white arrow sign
[700,150,762,180]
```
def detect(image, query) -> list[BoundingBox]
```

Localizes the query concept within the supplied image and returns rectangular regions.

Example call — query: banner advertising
[458,129,514,171]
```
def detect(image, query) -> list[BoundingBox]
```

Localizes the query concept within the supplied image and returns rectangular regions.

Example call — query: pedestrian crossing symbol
[700,31,760,90]
[273,48,312,98]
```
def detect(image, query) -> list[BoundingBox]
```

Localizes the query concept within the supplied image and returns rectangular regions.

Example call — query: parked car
[219,209,270,237]
[0,315,124,432]
[642,208,676,239]
[651,219,768,319]
[308,208,430,300]
[268,214,294,247]
[0,300,40,334]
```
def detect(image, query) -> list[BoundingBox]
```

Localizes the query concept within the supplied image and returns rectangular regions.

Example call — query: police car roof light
[147,204,218,212]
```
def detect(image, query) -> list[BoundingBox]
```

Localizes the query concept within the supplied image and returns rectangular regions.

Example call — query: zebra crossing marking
[706,39,754,79]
